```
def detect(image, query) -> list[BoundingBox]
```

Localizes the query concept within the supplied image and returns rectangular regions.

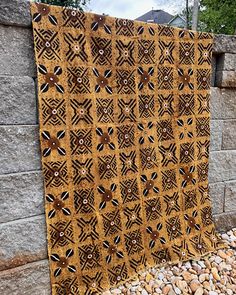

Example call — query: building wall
[168,16,186,28]
[0,1,235,293]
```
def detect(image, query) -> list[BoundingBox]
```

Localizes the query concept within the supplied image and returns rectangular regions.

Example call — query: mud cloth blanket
[31,2,223,294]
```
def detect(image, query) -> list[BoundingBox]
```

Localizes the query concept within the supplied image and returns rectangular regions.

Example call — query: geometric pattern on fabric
[31,3,223,294]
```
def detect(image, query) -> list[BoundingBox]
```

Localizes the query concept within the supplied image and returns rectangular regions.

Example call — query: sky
[88,0,193,20]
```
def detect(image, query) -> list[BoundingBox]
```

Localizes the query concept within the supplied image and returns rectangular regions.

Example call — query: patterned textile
[31,3,222,294]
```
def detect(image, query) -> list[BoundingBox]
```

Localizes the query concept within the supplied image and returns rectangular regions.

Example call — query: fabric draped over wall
[31,3,223,294]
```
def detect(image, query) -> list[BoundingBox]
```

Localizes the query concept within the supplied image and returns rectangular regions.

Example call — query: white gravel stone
[214,256,223,264]
[221,233,229,240]
[111,289,121,294]
[173,286,181,294]
[158,273,164,280]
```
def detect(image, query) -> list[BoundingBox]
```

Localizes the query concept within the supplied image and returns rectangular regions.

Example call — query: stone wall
[0,0,235,294]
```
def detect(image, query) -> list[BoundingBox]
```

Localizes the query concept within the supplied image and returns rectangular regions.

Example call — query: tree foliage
[38,0,88,9]
[199,0,236,35]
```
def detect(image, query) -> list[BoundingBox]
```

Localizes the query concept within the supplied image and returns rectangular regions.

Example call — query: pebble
[162,285,171,294]
[195,287,204,295]
[145,273,152,283]
[144,285,152,293]
[176,279,188,292]
[214,256,223,264]
[131,280,140,286]
[185,262,192,269]
[182,270,193,281]
[212,267,221,281]
[198,261,206,268]
[221,233,229,240]
[173,286,181,294]
[218,249,228,259]
[111,289,121,294]
[199,273,208,283]
[155,288,162,293]
[203,281,211,290]
[190,279,201,292]
[103,228,236,295]
[157,273,164,280]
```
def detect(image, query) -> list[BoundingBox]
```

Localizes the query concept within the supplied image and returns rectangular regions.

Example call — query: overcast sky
[88,0,193,19]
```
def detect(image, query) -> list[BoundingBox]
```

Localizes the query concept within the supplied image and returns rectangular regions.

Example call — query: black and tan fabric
[31,2,223,294]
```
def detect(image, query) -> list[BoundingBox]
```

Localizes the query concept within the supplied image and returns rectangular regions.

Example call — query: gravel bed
[103,228,236,295]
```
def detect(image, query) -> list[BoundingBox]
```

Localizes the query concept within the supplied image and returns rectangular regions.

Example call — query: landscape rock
[190,279,201,292]
[211,267,220,281]
[194,287,204,295]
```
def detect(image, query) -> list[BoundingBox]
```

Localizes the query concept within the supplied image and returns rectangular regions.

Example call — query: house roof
[168,14,186,25]
[135,9,174,24]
